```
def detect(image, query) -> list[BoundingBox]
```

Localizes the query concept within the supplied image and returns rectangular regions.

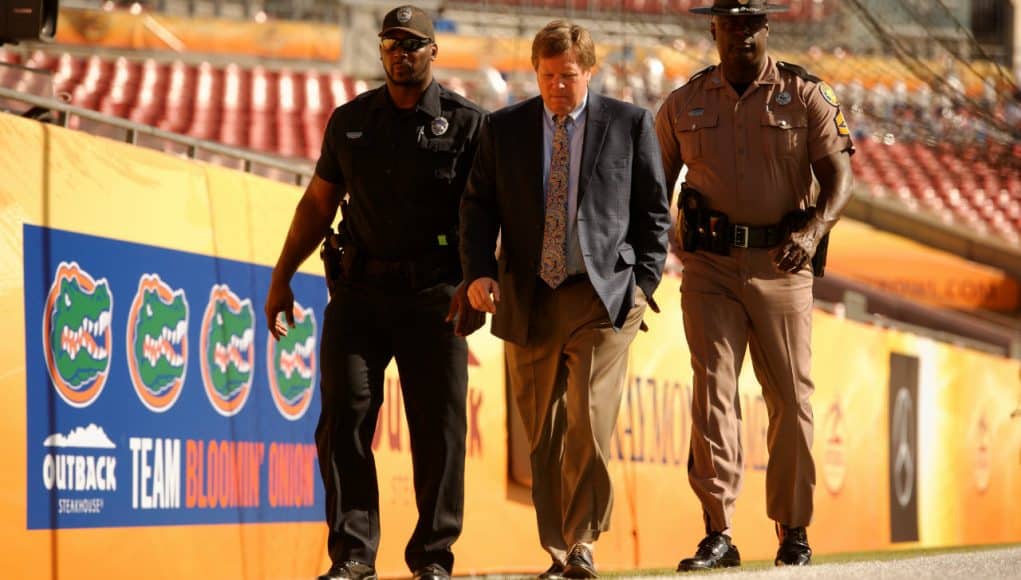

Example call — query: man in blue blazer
[459,20,671,579]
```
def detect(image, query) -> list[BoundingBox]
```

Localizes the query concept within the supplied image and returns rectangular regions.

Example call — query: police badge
[775,91,792,106]
[396,6,412,24]
[431,116,449,136]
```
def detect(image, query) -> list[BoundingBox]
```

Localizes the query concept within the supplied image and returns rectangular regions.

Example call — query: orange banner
[828,219,1019,310]
[52,8,592,72]
[56,7,342,60]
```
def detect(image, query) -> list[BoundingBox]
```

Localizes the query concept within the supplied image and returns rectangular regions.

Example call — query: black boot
[563,544,597,578]
[774,523,812,566]
[318,561,377,580]
[538,560,565,580]
[677,532,741,572]
[412,563,450,580]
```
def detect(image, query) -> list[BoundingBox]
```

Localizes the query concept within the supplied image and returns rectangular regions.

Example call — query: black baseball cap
[379,5,434,39]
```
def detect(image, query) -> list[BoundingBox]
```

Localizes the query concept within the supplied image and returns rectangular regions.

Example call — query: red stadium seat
[157,60,195,134]
[99,57,141,118]
[219,64,250,147]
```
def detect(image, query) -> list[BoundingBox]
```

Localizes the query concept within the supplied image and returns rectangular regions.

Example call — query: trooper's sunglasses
[380,37,433,52]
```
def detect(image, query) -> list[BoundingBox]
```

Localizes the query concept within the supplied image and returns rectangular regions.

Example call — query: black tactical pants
[316,279,467,573]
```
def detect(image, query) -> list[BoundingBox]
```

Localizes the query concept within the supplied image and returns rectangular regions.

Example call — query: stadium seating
[90,0,836,22]
[1,46,1017,245]
[851,137,1021,244]
[448,0,836,20]
[2,49,358,160]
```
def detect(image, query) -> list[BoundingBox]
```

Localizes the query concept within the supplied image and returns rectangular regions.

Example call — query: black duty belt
[357,249,459,291]
[730,223,787,248]
[363,255,453,278]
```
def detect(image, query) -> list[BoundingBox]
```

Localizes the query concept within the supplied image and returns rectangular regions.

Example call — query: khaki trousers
[506,278,645,562]
[680,248,816,532]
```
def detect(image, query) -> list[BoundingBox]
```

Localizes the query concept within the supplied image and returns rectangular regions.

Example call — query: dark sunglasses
[380,37,433,52]
[715,15,768,31]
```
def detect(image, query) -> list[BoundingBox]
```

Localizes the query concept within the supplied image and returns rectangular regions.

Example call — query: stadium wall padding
[2,112,1019,578]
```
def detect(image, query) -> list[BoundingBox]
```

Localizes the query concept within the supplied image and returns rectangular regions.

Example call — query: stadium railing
[0,85,314,184]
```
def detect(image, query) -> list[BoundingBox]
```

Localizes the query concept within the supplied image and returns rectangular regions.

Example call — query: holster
[811,232,829,277]
[679,185,731,256]
[319,222,356,297]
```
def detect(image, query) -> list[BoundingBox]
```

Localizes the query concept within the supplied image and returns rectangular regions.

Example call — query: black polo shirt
[315,80,485,261]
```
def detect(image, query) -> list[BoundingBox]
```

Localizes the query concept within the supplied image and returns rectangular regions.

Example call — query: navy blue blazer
[459,92,671,345]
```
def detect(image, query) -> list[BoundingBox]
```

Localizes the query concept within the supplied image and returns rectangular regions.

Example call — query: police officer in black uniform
[264,6,485,580]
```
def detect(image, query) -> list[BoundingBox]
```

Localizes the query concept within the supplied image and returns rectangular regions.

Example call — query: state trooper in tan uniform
[654,0,854,571]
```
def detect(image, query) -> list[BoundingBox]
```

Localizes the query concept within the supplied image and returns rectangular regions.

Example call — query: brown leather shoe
[775,524,812,566]
[677,532,741,571]
[563,544,597,578]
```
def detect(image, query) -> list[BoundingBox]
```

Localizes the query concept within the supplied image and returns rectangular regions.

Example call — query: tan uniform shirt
[656,56,853,225]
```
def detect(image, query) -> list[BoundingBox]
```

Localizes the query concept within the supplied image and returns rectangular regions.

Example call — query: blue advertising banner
[23,225,326,529]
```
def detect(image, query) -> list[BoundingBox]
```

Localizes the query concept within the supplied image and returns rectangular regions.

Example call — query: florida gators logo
[126,274,189,412]
[199,284,255,416]
[42,262,113,408]
[266,302,317,421]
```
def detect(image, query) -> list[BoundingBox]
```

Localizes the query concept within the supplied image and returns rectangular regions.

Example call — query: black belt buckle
[732,224,749,248]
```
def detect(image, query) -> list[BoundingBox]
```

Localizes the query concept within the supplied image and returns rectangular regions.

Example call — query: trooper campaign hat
[690,0,789,15]
[379,5,435,39]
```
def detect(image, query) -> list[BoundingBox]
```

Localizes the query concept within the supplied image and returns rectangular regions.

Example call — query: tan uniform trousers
[681,248,816,532]
[506,278,645,562]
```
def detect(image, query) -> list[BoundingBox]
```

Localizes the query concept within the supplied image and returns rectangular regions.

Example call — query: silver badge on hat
[397,6,412,24]
[431,116,449,136]
[776,91,792,106]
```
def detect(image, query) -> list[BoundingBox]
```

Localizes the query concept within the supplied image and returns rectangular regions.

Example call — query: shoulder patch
[834,110,849,136]
[819,82,840,107]
[685,64,716,86]
[777,61,822,84]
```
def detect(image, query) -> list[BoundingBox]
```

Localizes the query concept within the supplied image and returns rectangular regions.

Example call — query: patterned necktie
[540,114,570,288]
